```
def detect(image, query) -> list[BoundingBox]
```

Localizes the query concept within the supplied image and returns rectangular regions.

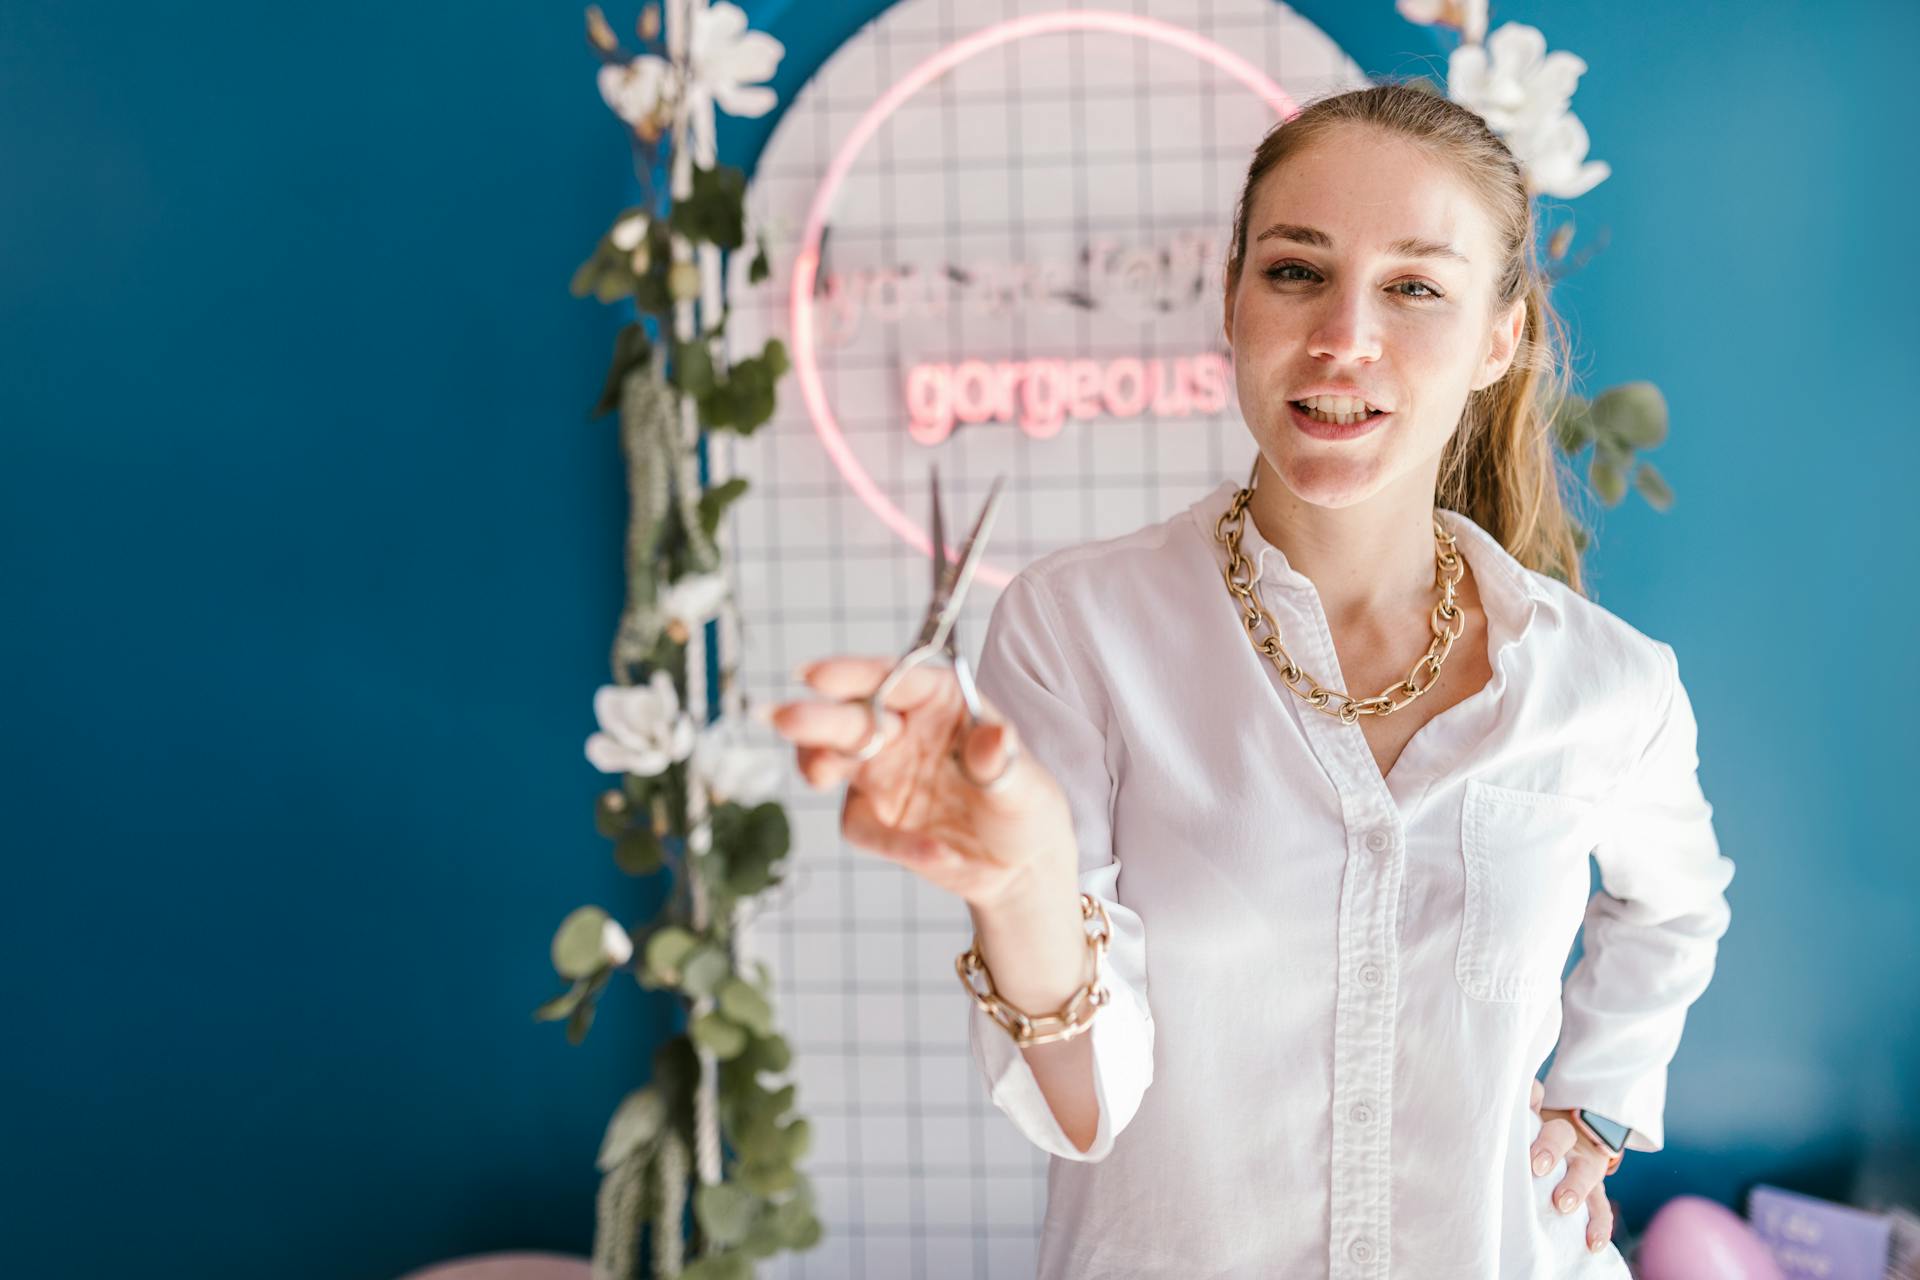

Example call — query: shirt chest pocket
[1456,779,1600,1003]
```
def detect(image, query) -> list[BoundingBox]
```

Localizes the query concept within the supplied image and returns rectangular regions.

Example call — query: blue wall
[3,2,1913,1276]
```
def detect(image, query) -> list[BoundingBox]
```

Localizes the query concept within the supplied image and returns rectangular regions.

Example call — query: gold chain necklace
[1213,471,1466,725]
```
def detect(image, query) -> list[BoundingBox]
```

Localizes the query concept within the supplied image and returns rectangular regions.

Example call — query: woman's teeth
[1294,400,1382,426]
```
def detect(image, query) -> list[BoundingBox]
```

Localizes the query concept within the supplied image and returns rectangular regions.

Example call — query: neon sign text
[905,352,1231,444]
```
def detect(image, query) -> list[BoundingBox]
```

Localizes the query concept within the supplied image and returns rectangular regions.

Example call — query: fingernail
[1589,1236,1604,1253]
[750,702,776,724]
[1532,1152,1550,1176]
[1557,1192,1575,1212]
[791,662,813,683]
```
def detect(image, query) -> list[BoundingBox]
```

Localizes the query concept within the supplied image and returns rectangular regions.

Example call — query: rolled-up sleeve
[965,568,1155,1162]
[1543,639,1735,1153]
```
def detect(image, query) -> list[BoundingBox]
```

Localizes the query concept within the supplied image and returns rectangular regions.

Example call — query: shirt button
[1349,1238,1375,1264]
[1359,963,1383,988]
[1350,1102,1375,1126]
[1364,827,1392,853]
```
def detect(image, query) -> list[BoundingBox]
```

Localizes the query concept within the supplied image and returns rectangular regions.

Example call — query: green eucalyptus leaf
[748,238,770,285]
[739,1204,785,1259]
[677,1252,754,1280]
[1592,434,1632,473]
[681,945,731,999]
[593,789,632,840]
[762,337,789,379]
[694,1182,760,1247]
[533,982,585,1022]
[644,926,699,984]
[779,1117,812,1163]
[668,163,748,250]
[691,1010,749,1060]
[566,992,599,1045]
[748,1031,792,1075]
[1552,396,1595,453]
[552,906,614,980]
[697,477,751,540]
[570,247,604,299]
[717,977,774,1037]
[1588,456,1627,506]
[1588,381,1668,449]
[736,1161,797,1196]
[597,1085,669,1172]
[614,827,664,876]
[592,323,654,420]
[1632,461,1674,511]
[772,1198,823,1249]
[671,338,717,398]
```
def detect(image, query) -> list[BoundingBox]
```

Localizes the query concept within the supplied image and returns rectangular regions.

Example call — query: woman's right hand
[762,656,1080,911]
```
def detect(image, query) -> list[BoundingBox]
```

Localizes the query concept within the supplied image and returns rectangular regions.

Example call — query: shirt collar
[1186,477,1561,645]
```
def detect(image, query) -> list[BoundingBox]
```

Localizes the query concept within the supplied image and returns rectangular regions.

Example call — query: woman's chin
[1264,449,1390,509]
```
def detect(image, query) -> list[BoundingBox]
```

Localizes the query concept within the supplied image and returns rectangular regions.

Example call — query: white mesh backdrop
[715,2,1371,1274]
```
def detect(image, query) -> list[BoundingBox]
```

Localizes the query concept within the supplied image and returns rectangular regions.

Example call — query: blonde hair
[1224,81,1589,595]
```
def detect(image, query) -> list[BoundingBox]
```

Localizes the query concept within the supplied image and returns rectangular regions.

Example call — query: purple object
[1637,1195,1786,1280]
[1748,1184,1894,1280]
[395,1253,592,1280]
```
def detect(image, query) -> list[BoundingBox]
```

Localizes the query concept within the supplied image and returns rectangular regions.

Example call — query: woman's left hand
[1528,1078,1616,1254]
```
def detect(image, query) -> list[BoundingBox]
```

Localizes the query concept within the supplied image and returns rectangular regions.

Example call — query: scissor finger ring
[842,698,890,763]
[952,728,1020,791]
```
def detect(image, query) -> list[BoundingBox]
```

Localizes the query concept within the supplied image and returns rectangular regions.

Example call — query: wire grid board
[714,1,1371,1274]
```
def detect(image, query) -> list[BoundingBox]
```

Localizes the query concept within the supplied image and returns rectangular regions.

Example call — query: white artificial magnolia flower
[681,2,784,164]
[691,720,785,807]
[598,54,675,132]
[1396,0,1487,45]
[661,571,729,634]
[687,2,782,118]
[1503,108,1611,199]
[610,212,648,251]
[585,671,697,776]
[1447,22,1588,135]
[600,917,635,967]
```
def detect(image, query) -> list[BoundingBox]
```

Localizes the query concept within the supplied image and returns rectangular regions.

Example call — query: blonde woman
[768,83,1733,1279]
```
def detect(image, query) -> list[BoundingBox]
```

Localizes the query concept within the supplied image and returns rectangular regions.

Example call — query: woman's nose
[1306,289,1384,365]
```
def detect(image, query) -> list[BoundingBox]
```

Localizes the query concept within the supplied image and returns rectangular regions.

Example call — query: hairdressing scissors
[842,465,1007,771]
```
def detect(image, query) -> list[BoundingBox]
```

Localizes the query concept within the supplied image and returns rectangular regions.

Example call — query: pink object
[395,1253,592,1280]
[1636,1196,1787,1280]
[786,9,1300,589]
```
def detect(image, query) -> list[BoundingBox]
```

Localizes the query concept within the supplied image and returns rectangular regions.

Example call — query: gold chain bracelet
[956,892,1113,1047]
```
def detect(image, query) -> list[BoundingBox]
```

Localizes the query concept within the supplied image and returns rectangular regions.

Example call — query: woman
[767,83,1734,1279]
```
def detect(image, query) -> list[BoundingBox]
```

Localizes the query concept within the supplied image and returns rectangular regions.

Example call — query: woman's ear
[1471,295,1527,391]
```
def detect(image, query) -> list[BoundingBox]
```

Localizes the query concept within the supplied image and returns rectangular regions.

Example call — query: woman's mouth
[1288,400,1391,441]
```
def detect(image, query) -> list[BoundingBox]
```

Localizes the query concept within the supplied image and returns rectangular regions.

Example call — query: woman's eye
[1261,262,1443,301]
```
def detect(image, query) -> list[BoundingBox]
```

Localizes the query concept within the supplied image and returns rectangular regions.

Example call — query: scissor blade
[928,463,948,597]
[926,475,1005,643]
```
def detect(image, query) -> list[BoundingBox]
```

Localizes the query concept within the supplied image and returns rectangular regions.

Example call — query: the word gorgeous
[905,353,1231,443]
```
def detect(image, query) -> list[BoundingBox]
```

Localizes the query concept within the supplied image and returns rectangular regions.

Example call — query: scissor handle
[842,644,985,763]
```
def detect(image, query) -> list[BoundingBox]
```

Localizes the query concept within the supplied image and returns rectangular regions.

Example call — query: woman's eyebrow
[1253,222,1471,264]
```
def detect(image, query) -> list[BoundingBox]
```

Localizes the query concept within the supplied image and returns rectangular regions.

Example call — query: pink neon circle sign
[787,10,1299,588]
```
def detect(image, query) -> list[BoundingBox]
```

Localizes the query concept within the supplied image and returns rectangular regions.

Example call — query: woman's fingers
[1552,1146,1606,1216]
[1585,1185,1615,1253]
[841,785,944,869]
[768,698,904,755]
[1531,1115,1575,1177]
[795,656,954,711]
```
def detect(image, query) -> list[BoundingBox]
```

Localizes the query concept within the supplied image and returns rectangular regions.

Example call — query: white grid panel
[720,2,1370,1274]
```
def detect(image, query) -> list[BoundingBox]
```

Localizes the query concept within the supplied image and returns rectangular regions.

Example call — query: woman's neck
[1244,458,1446,633]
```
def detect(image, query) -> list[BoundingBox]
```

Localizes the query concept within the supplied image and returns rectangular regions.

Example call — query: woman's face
[1223,127,1526,510]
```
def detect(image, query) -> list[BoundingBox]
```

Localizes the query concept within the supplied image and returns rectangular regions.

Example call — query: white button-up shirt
[968,478,1735,1279]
